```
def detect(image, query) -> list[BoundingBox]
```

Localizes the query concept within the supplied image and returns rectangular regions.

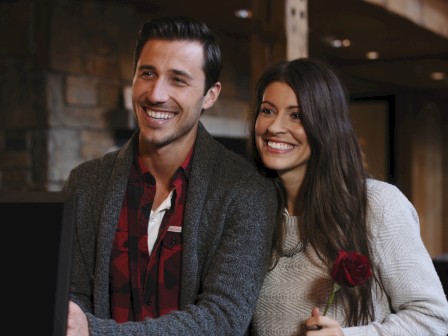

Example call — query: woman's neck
[279,173,305,216]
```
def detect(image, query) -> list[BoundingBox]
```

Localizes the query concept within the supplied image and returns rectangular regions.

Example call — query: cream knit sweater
[252,179,448,336]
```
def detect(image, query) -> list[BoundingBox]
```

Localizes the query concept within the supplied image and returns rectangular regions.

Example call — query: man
[65,16,277,335]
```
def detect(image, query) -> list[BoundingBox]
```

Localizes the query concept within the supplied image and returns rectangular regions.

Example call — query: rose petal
[330,250,372,287]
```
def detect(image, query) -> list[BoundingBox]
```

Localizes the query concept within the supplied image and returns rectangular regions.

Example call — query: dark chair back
[433,257,448,300]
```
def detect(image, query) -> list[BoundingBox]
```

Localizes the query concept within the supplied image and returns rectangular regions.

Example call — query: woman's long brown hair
[246,58,379,326]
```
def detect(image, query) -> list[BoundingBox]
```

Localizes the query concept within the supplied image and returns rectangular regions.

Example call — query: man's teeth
[267,141,293,150]
[146,110,175,120]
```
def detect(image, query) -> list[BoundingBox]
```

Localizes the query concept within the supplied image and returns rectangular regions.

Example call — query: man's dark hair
[133,16,222,94]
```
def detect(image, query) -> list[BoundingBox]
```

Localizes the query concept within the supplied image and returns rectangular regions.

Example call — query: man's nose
[145,78,169,104]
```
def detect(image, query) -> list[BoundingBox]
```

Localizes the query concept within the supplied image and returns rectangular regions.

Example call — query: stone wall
[0,0,250,191]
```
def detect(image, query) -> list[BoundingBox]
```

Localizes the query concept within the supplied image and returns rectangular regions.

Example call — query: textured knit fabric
[252,178,448,336]
[63,123,278,336]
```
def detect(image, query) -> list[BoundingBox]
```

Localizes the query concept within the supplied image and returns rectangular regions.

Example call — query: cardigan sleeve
[343,180,448,336]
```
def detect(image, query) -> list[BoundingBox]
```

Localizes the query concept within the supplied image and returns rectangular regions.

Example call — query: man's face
[132,39,220,152]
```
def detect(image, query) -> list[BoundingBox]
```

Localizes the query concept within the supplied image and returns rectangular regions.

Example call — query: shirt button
[171,238,177,246]
[146,299,152,306]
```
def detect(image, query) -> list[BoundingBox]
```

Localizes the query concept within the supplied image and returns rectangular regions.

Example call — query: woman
[247,58,448,335]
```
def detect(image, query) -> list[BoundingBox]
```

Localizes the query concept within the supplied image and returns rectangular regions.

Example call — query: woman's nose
[267,114,287,134]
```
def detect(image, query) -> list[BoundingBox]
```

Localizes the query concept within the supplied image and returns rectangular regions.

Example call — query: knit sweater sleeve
[343,179,448,336]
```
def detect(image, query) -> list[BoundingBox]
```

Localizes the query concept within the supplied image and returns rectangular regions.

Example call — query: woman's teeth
[267,141,293,150]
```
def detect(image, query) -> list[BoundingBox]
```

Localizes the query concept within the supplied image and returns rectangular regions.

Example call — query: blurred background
[0,0,447,258]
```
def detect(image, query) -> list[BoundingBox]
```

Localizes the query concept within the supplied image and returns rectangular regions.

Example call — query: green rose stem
[323,283,341,316]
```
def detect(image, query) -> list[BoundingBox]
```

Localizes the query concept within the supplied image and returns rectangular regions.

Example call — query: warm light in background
[366,51,379,60]
[329,38,351,48]
[430,71,446,81]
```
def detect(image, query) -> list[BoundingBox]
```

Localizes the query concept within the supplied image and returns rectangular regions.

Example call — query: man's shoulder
[214,148,273,192]
[192,126,273,186]
[73,149,120,171]
[211,142,259,174]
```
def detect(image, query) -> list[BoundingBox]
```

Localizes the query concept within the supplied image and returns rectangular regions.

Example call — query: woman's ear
[202,82,222,110]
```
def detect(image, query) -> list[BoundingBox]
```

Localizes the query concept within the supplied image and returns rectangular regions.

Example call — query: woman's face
[255,81,311,182]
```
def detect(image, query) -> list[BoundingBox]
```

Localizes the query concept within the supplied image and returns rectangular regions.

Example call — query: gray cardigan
[63,123,278,335]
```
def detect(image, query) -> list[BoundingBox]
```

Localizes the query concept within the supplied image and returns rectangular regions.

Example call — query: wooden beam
[363,0,448,39]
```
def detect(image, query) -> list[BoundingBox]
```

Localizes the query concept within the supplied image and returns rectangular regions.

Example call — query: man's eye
[171,77,187,86]
[141,71,156,79]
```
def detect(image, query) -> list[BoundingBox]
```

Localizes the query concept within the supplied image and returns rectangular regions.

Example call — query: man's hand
[66,301,89,336]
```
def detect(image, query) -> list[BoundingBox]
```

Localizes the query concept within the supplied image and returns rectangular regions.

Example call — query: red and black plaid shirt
[110,149,192,322]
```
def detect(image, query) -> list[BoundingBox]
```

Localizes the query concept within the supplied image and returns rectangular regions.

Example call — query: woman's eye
[260,107,274,115]
[291,112,303,121]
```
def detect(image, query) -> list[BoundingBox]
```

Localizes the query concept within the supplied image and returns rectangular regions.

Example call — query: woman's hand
[305,307,343,335]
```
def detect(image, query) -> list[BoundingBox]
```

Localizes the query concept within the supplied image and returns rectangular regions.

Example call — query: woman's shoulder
[366,178,396,191]
[365,178,419,228]
[366,178,408,204]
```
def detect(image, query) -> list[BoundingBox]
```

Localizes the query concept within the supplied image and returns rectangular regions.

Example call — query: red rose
[330,250,372,287]
[322,250,372,316]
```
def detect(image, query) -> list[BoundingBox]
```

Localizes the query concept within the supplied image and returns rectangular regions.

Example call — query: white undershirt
[147,190,174,255]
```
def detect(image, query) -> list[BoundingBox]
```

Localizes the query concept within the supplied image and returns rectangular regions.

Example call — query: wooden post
[286,0,308,60]
[250,0,308,91]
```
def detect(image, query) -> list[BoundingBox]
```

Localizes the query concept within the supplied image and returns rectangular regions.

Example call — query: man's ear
[202,82,221,110]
